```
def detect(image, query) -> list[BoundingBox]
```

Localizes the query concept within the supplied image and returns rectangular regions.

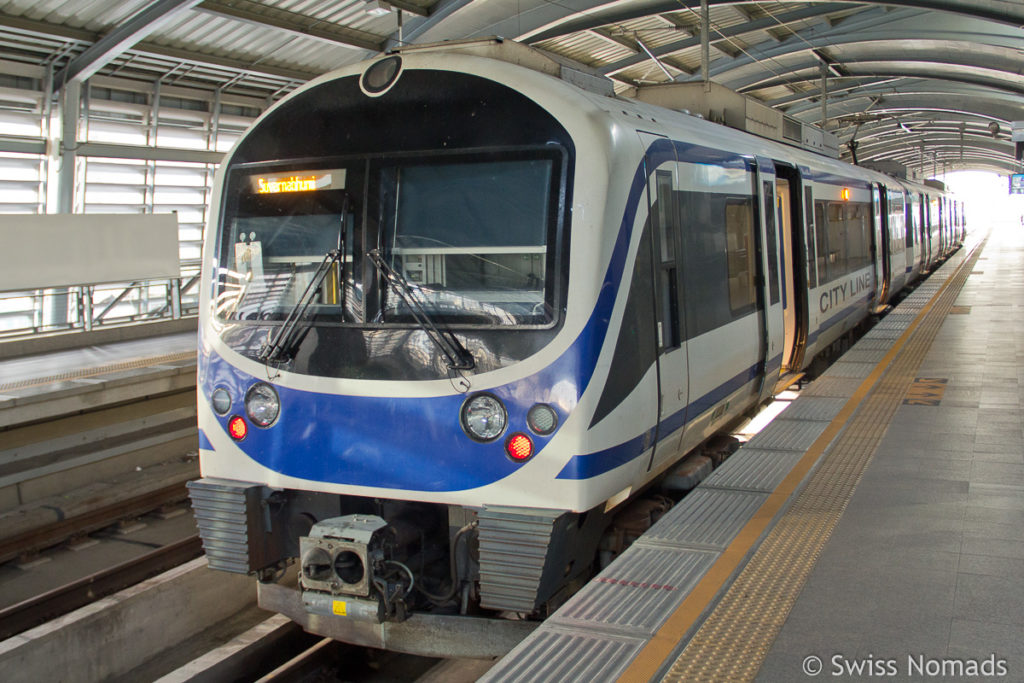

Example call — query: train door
[773,163,809,376]
[872,183,890,306]
[638,132,688,470]
[755,158,784,401]
[918,194,929,271]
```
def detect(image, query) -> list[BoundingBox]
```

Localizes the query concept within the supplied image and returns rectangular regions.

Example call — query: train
[187,39,963,657]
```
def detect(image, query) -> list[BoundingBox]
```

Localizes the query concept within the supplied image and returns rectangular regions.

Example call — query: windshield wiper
[258,249,341,364]
[366,249,475,371]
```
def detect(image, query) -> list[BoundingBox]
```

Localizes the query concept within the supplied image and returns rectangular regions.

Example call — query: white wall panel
[0,213,180,291]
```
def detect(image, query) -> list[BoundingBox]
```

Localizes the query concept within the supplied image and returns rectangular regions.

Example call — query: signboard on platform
[1010,173,1024,195]
[0,213,180,292]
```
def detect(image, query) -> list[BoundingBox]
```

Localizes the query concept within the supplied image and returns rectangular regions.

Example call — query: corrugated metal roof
[0,0,1019,173]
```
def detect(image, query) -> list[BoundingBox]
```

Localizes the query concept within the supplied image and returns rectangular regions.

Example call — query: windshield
[377,158,555,326]
[215,150,563,328]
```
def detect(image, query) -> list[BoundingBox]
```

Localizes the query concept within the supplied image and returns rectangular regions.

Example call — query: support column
[56,81,80,215]
[820,61,828,128]
[701,0,710,92]
[46,80,82,329]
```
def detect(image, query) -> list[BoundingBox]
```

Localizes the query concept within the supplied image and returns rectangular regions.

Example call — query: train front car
[188,46,637,656]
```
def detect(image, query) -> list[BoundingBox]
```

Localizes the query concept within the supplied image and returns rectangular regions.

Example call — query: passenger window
[725,201,756,313]
[763,181,780,305]
[805,188,817,288]
[652,170,679,350]
[814,202,827,285]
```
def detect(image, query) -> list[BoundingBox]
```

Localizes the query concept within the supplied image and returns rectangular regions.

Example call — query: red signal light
[228,415,248,441]
[505,433,534,461]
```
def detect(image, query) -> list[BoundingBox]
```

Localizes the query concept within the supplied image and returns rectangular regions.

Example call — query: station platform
[0,331,196,427]
[483,222,1021,682]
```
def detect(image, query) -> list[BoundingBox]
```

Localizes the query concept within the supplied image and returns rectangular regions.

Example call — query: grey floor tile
[947,619,1024,667]
[967,484,1024,512]
[964,505,1024,526]
[954,573,1024,627]
[958,553,1024,580]
[961,536,1024,561]
[962,518,1023,543]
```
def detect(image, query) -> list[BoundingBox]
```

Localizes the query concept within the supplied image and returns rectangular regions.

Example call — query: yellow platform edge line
[618,245,981,683]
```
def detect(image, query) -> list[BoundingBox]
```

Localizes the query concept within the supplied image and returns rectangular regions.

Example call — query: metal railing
[0,268,200,340]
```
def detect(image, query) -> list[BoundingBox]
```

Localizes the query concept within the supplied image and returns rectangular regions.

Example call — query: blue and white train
[188,40,962,656]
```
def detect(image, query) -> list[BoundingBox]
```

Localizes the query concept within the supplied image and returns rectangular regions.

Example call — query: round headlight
[211,388,231,416]
[245,382,280,427]
[526,404,558,435]
[461,394,507,442]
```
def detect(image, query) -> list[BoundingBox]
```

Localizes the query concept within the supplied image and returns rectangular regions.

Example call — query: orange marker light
[841,188,851,201]
[506,433,534,461]
[228,415,248,441]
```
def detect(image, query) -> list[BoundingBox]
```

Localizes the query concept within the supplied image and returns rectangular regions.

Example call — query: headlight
[461,394,507,441]
[245,382,280,427]
[211,388,231,415]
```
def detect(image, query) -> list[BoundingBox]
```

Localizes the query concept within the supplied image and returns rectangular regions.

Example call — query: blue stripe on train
[556,359,767,480]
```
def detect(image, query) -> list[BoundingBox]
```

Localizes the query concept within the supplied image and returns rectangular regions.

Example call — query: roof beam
[382,1,430,18]
[0,11,317,83]
[384,0,473,51]
[692,12,1024,84]
[54,0,205,90]
[590,27,642,53]
[813,49,848,78]
[523,0,1024,44]
[197,0,385,52]
[598,4,848,76]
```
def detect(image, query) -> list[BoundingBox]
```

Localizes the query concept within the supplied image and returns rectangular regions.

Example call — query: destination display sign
[250,169,346,194]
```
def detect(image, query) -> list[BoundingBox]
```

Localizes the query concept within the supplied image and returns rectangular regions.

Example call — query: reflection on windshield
[216,152,558,328]
[380,158,554,325]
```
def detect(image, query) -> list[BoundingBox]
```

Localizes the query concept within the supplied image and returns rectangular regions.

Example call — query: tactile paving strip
[481,628,645,683]
[773,396,845,422]
[700,448,807,493]
[638,489,768,548]
[0,352,195,392]
[745,418,829,452]
[659,242,985,682]
[823,361,878,379]
[551,545,718,634]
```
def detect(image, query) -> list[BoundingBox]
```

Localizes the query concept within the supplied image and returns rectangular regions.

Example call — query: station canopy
[2,0,1021,176]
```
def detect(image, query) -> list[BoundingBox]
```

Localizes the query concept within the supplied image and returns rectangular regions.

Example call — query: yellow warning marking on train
[904,377,948,406]
[332,600,347,616]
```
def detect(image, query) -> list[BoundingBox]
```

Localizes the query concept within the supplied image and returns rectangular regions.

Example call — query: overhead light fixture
[365,0,392,16]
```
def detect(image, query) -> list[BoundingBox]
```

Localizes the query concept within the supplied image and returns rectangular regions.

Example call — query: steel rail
[0,534,203,640]
[0,480,192,565]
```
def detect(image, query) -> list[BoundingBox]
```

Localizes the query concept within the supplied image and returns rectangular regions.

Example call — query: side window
[847,203,870,271]
[653,171,680,350]
[655,172,675,263]
[805,187,817,288]
[681,188,757,338]
[763,181,780,305]
[815,201,827,284]
[725,200,756,314]
[905,198,915,248]
[827,202,844,280]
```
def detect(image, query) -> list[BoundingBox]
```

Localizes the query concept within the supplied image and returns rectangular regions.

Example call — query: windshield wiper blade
[258,249,341,364]
[367,249,475,371]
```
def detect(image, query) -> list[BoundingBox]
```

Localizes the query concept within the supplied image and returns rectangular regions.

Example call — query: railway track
[0,535,202,640]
